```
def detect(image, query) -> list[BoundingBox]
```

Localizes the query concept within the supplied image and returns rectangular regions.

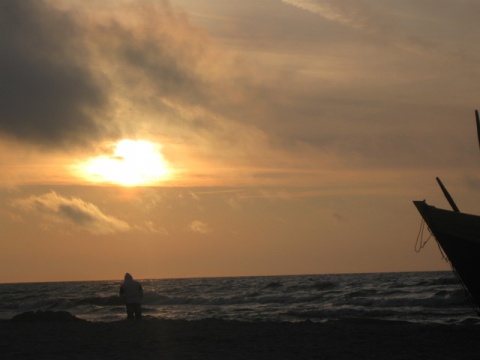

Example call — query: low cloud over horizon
[13,191,131,234]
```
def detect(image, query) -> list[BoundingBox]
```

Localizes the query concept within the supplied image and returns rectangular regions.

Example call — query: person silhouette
[119,273,144,320]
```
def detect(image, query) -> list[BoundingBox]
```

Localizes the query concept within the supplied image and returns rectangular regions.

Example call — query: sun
[79,139,171,186]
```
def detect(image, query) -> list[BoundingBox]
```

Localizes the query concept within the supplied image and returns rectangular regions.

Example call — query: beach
[2,312,480,359]
[2,273,479,359]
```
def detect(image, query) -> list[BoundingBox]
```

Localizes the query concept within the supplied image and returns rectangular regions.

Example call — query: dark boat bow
[413,110,480,314]
[413,201,480,311]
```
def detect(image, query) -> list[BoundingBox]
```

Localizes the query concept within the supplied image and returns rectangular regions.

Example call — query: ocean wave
[0,271,476,324]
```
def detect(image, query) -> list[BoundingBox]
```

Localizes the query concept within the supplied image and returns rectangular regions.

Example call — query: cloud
[282,0,375,31]
[2,0,479,189]
[0,1,289,175]
[13,191,130,234]
[0,0,225,149]
[138,220,169,235]
[0,1,109,148]
[280,0,454,55]
[0,0,346,187]
[189,220,212,235]
[280,0,443,61]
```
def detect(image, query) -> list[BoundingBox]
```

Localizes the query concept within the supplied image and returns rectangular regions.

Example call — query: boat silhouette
[413,110,480,314]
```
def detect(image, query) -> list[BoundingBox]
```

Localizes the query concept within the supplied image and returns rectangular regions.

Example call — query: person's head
[124,273,133,281]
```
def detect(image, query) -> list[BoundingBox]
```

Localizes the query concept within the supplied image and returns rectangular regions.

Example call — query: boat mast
[433,110,480,213]
[436,177,460,212]
[476,110,480,151]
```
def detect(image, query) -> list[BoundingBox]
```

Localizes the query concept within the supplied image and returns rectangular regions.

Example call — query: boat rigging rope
[415,218,432,253]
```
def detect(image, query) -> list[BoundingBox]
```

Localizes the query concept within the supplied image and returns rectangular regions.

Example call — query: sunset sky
[2,0,480,283]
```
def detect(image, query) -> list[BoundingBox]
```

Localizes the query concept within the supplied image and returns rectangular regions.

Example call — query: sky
[2,0,480,283]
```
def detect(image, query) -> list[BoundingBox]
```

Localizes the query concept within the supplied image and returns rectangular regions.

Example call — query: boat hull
[413,200,480,309]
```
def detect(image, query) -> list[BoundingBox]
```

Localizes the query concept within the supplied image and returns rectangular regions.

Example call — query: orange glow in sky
[2,0,478,283]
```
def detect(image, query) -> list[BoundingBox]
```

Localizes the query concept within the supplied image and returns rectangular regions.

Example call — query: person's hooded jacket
[119,273,144,304]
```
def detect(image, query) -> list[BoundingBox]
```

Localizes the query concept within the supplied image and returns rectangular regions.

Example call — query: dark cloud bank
[0,0,236,151]
[0,1,109,148]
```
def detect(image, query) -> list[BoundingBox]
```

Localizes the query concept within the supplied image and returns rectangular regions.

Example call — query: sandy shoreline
[2,312,480,359]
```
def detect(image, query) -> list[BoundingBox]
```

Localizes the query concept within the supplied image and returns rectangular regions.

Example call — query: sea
[0,271,479,325]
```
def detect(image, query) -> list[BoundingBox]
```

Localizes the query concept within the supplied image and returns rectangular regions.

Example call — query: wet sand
[2,313,480,359]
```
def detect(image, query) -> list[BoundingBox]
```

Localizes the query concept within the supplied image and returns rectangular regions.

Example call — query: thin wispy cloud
[282,0,373,31]
[281,0,435,54]
[189,220,212,235]
[138,220,169,235]
[13,191,130,234]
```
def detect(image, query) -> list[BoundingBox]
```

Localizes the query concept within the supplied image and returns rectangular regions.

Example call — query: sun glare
[80,140,171,186]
